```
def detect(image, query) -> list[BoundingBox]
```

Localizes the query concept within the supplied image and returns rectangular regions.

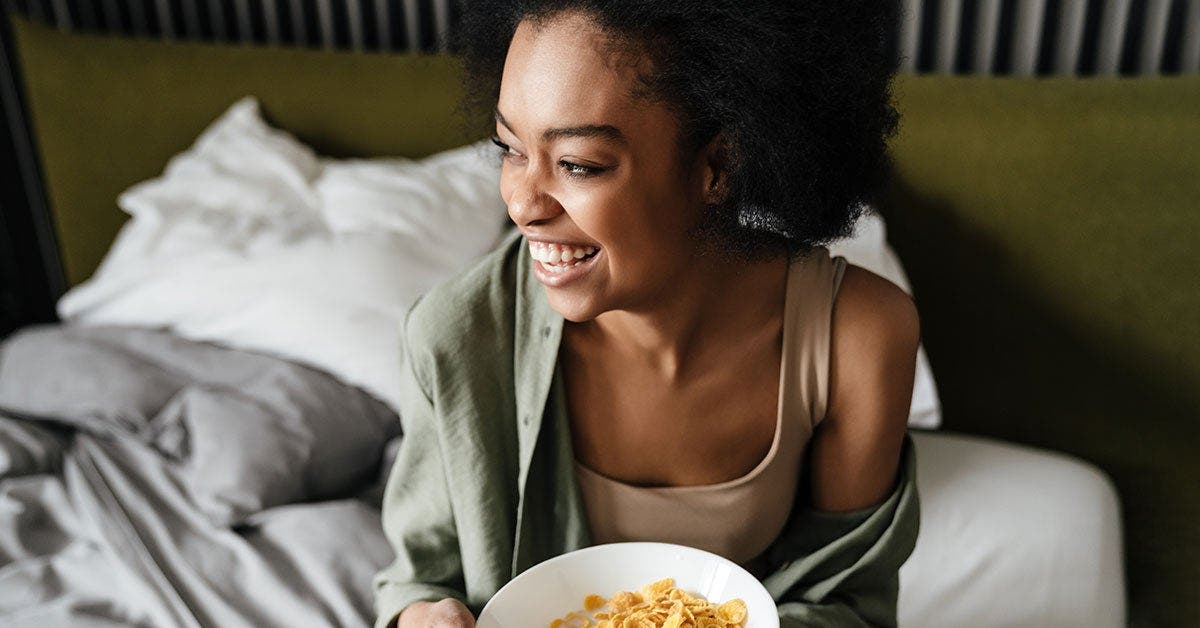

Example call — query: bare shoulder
[833,263,921,347]
[805,261,921,512]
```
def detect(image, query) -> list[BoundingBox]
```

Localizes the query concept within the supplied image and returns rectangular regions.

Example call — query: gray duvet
[0,323,403,627]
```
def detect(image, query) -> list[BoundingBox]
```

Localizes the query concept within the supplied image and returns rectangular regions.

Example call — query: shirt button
[542,326,551,339]
[522,414,531,425]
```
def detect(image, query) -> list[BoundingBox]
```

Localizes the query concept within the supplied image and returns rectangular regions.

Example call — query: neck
[575,249,791,385]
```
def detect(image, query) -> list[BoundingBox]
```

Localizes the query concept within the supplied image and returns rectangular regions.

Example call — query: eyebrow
[495,109,627,146]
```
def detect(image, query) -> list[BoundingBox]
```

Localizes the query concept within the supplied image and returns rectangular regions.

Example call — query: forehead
[498,12,664,136]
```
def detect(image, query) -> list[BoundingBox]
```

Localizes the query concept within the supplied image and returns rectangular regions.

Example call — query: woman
[375,1,921,627]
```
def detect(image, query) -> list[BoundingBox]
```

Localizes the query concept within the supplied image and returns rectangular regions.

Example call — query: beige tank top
[566,246,848,572]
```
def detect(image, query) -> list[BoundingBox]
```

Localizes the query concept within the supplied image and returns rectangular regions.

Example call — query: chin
[544,290,603,323]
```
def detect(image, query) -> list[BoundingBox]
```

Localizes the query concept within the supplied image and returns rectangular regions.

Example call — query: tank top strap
[781,245,849,433]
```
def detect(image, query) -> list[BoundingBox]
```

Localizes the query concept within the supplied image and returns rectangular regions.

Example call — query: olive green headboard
[9,13,489,287]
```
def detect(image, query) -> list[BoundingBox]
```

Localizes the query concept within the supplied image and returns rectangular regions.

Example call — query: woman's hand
[397,599,476,628]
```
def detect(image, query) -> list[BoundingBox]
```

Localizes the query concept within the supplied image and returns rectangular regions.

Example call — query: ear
[700,131,731,206]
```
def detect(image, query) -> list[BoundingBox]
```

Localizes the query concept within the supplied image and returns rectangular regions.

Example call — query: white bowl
[477,542,778,627]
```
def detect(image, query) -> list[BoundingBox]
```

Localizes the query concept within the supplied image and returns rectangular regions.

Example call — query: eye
[490,136,519,163]
[559,161,603,179]
[491,135,605,180]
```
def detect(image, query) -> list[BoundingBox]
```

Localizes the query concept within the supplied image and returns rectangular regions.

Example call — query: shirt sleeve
[372,307,469,628]
[761,432,921,628]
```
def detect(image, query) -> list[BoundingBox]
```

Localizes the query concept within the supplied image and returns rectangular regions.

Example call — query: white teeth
[539,257,588,272]
[527,240,599,266]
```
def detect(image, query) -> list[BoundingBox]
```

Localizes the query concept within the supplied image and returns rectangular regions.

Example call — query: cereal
[548,577,748,627]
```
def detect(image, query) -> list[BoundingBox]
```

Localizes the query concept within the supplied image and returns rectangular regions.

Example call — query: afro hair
[451,0,902,264]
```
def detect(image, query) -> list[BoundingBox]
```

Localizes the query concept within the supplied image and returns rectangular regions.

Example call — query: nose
[505,166,561,227]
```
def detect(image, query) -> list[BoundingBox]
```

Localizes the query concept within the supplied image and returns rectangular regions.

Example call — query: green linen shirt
[373,228,920,628]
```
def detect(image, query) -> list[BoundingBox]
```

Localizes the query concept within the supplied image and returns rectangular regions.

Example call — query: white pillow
[56,96,510,415]
[828,207,942,429]
[317,144,510,267]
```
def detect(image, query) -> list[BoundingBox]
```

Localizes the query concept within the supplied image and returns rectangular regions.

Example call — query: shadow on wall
[877,173,1200,628]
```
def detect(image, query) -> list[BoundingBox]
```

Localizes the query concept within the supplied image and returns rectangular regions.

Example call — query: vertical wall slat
[373,0,390,50]
[262,0,280,44]
[972,0,1002,74]
[316,0,334,48]
[287,0,306,45]
[992,0,1017,73]
[402,0,419,53]
[1034,0,1059,74]
[951,0,974,72]
[49,0,70,30]
[1140,0,1173,74]
[154,0,173,38]
[206,0,225,40]
[1119,1,1149,73]
[233,0,252,43]
[1097,0,1132,75]
[1180,0,1200,72]
[915,0,938,70]
[126,0,148,36]
[935,0,961,73]
[1076,0,1103,74]
[345,0,362,50]
[432,0,449,52]
[899,0,922,71]
[99,0,120,31]
[331,0,348,48]
[1054,0,1086,74]
[72,0,96,30]
[25,0,44,22]
[180,0,202,39]
[1011,0,1046,76]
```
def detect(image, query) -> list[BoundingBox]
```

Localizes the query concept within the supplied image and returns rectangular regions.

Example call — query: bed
[0,9,1127,628]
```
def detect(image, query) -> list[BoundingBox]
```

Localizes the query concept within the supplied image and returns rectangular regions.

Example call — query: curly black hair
[451,0,902,264]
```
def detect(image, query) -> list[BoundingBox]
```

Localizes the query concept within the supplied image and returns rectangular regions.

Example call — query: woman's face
[495,11,720,323]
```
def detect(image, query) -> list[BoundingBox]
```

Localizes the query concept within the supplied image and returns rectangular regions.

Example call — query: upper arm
[806,263,921,513]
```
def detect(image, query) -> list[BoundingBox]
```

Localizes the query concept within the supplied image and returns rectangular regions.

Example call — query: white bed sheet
[900,431,1126,627]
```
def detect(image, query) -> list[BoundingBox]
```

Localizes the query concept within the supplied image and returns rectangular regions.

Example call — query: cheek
[498,170,514,207]
[594,187,691,249]
[565,190,640,245]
